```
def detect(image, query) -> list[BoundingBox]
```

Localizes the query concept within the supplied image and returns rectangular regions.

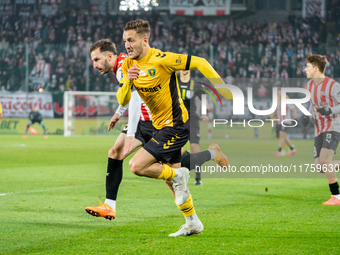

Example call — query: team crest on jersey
[186,90,194,99]
[148,68,156,77]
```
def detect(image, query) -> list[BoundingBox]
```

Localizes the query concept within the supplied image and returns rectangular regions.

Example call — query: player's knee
[318,158,330,167]
[108,146,123,160]
[129,159,142,176]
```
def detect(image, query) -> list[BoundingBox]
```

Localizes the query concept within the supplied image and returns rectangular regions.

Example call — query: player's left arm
[317,83,340,115]
[158,52,232,101]
[188,56,233,101]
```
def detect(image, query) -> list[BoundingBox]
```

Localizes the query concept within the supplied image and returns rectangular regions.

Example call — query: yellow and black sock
[157,164,176,180]
[177,194,195,217]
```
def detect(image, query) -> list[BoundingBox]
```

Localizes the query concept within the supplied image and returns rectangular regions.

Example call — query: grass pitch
[0,134,339,254]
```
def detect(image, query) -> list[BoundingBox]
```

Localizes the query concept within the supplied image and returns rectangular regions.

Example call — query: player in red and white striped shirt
[302,53,340,205]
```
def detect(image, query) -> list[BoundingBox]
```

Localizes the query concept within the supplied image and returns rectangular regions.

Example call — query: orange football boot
[287,149,297,157]
[85,200,116,220]
[322,196,340,205]
[273,151,281,157]
[209,143,229,167]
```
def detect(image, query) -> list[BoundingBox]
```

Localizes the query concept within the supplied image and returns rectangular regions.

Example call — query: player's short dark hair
[306,53,328,73]
[124,19,150,38]
[89,39,117,55]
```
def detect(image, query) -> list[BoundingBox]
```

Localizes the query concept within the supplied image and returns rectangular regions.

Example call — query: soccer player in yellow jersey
[117,19,232,236]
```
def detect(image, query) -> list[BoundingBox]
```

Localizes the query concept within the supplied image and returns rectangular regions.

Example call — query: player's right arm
[0,102,3,119]
[116,62,139,107]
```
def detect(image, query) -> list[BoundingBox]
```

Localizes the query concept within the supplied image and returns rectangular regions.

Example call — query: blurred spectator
[0,5,339,95]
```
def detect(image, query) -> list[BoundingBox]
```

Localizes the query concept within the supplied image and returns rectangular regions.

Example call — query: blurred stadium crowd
[0,2,340,99]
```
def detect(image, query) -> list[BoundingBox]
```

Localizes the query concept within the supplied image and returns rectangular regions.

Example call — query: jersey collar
[136,47,154,64]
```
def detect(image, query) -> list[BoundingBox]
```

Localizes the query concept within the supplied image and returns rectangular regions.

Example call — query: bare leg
[318,148,337,184]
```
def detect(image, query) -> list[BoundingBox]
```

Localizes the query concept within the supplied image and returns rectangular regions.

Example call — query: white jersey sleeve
[330,82,340,114]
[114,64,140,137]
[126,90,141,137]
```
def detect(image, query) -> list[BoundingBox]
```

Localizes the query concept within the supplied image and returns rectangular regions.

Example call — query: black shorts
[143,121,190,164]
[314,131,340,158]
[121,120,155,145]
[189,115,200,144]
[276,124,286,134]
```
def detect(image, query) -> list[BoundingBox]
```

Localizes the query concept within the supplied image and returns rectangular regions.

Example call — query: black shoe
[194,179,203,186]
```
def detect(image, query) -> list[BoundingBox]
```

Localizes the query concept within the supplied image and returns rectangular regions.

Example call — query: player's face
[304,63,316,79]
[91,48,113,74]
[123,30,146,60]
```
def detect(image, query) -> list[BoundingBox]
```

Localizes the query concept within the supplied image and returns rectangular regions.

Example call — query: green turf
[0,134,338,254]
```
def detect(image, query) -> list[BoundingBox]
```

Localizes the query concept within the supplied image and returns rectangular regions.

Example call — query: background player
[271,85,297,157]
[117,19,233,236]
[178,70,229,185]
[23,106,48,139]
[302,53,340,205]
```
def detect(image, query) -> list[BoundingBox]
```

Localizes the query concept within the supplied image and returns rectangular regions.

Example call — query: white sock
[185,213,200,226]
[105,199,116,209]
[172,168,183,182]
[332,194,340,200]
[208,149,216,160]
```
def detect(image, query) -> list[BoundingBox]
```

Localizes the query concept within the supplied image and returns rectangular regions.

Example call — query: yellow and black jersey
[118,48,190,129]
[117,47,233,130]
